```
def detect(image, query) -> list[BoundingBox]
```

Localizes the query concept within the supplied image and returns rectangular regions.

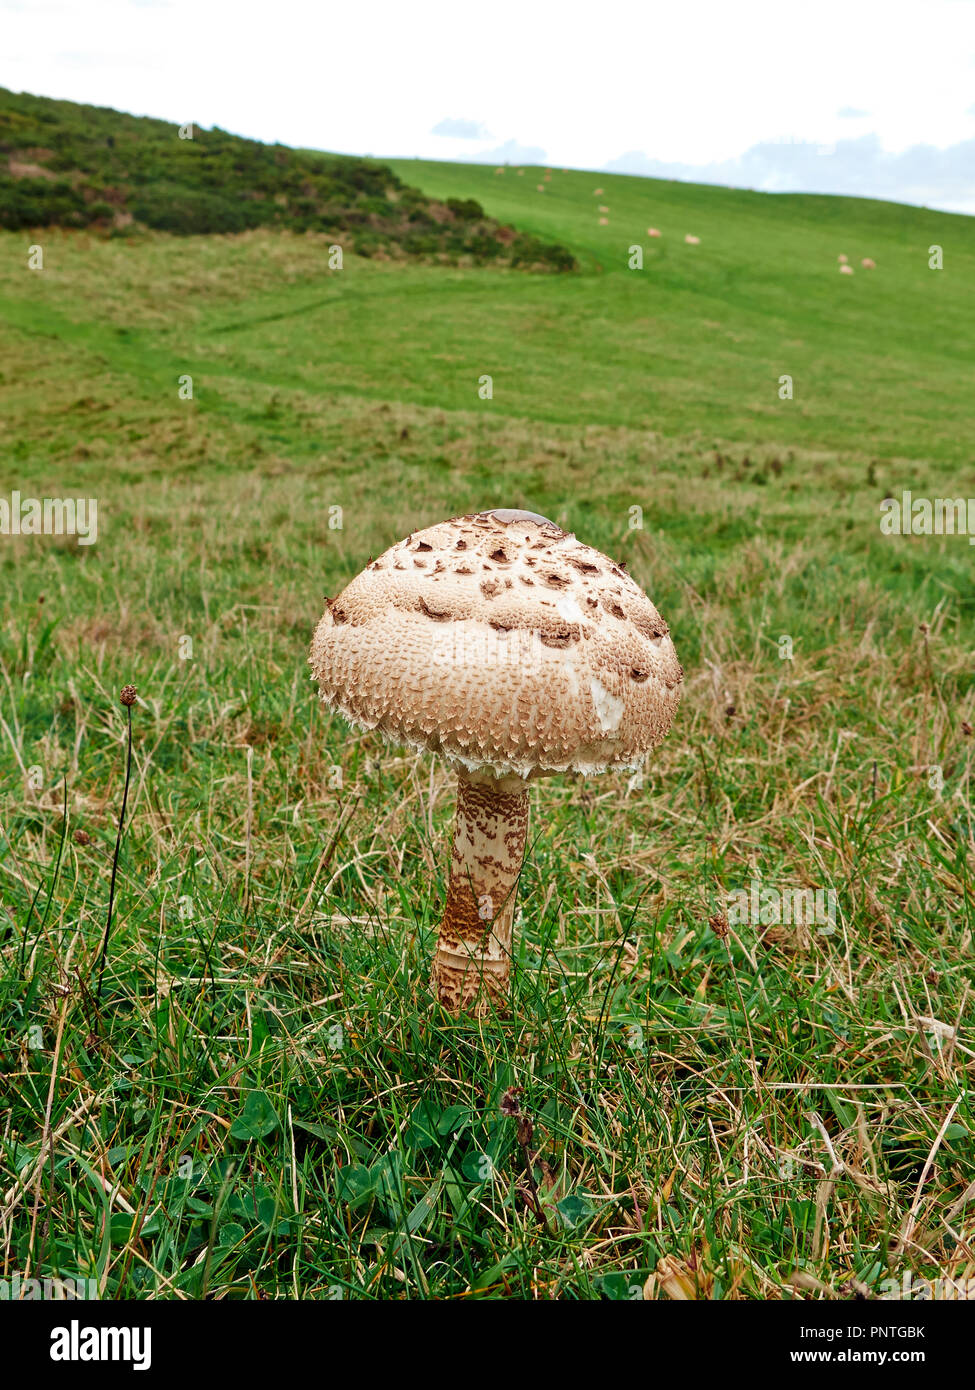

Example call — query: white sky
[2,0,974,203]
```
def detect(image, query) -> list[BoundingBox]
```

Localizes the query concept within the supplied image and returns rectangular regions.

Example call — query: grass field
[1,157,973,1300]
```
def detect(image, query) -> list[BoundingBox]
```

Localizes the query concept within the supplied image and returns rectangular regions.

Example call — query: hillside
[0,88,576,270]
[384,158,975,466]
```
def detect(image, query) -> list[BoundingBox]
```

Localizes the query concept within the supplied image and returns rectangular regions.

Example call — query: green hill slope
[379,159,975,465]
[2,83,971,462]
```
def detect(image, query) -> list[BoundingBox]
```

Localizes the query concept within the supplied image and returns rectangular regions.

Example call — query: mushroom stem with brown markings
[430,768,529,1016]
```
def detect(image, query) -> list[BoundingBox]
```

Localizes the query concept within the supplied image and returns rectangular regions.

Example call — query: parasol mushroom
[309,509,682,1016]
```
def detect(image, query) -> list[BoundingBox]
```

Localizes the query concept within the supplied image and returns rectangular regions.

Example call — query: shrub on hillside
[446,197,485,221]
[0,174,91,229]
[510,233,577,272]
[130,186,264,235]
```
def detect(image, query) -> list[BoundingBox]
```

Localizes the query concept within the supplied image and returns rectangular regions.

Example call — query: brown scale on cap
[309,508,683,1018]
[310,509,682,780]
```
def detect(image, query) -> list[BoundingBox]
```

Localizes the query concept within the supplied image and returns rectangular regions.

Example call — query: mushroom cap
[309,510,683,779]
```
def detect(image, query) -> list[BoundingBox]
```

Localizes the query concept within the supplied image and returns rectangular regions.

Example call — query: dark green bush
[130,185,263,234]
[446,196,484,221]
[0,174,89,229]
[510,233,577,272]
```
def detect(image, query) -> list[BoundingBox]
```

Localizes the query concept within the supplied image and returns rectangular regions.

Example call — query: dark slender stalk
[501,1086,551,1234]
[97,691,135,1001]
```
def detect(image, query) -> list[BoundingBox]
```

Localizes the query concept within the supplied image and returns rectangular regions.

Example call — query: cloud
[968,102,975,116]
[837,106,869,119]
[431,117,490,140]
[604,135,975,215]
[468,137,547,165]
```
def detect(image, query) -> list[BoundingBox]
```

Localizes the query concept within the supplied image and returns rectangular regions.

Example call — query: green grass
[0,155,973,1301]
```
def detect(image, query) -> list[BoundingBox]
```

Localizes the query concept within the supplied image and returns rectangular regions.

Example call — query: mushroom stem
[431,767,530,1016]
